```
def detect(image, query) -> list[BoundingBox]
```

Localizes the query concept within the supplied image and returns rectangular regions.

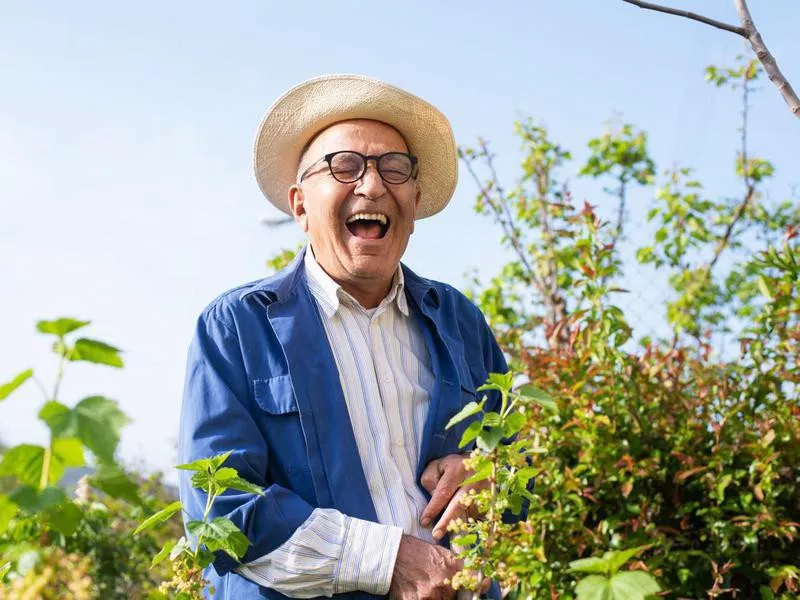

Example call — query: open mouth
[345,212,391,240]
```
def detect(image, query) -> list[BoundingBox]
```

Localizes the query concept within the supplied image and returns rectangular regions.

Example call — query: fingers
[432,488,468,540]
[420,458,442,494]
[420,466,463,528]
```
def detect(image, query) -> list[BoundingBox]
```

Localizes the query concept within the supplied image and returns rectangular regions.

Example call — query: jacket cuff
[333,517,403,595]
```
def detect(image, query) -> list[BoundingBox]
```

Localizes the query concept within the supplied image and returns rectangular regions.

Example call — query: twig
[709,65,757,271]
[460,149,548,301]
[621,0,745,36]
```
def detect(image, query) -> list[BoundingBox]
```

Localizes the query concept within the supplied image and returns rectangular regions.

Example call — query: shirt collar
[304,245,409,318]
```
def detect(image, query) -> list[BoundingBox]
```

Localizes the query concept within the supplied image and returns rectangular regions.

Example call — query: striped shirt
[237,248,436,597]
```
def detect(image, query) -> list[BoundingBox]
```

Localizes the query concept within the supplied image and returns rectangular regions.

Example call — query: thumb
[420,458,443,494]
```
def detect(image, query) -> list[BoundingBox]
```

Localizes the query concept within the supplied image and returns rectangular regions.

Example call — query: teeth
[346,212,388,225]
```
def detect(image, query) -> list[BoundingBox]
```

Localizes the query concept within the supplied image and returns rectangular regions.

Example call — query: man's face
[288,119,421,289]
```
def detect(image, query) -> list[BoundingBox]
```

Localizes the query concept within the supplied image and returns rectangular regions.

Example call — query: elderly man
[178,74,507,599]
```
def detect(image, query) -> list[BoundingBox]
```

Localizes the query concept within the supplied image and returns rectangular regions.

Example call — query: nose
[354,160,386,199]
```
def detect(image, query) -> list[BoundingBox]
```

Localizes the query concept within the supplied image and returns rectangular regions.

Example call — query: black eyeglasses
[299,151,418,185]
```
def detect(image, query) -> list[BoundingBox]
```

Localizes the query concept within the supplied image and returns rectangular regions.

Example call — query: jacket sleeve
[178,305,315,576]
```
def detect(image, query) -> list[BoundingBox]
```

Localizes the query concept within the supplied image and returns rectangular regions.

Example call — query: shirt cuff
[334,516,403,595]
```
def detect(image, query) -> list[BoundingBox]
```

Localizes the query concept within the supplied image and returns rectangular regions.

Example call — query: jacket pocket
[253,375,298,415]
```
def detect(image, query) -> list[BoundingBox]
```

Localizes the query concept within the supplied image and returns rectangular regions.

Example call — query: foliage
[0,320,179,598]
[134,452,264,599]
[266,243,302,274]
[454,57,800,598]
[446,374,661,600]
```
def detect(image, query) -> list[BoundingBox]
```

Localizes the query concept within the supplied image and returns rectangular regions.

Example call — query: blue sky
[1,1,798,480]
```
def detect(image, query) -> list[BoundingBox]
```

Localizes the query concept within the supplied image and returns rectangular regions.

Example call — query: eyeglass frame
[297,150,419,185]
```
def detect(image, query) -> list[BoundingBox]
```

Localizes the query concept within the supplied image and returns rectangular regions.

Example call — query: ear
[288,184,309,232]
[410,184,422,234]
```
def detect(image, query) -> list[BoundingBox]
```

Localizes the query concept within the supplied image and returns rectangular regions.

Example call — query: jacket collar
[241,244,440,311]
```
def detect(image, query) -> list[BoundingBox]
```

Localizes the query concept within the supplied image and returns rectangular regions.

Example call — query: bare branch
[459,148,548,301]
[708,185,755,270]
[260,215,294,228]
[621,0,746,36]
[734,0,800,117]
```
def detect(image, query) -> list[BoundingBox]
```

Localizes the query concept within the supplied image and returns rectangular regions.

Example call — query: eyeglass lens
[330,152,414,184]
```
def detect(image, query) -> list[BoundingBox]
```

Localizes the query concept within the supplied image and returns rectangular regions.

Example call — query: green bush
[453,57,799,598]
[0,320,180,598]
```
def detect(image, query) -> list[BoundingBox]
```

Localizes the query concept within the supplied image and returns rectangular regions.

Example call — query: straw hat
[253,74,457,219]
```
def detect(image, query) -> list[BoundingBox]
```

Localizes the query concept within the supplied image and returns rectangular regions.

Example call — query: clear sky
[1,0,798,481]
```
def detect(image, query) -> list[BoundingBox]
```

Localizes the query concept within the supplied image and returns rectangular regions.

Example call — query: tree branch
[734,0,800,117]
[459,147,549,302]
[622,0,800,118]
[621,0,746,36]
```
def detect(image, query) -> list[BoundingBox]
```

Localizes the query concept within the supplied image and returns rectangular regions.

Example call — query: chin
[348,256,397,279]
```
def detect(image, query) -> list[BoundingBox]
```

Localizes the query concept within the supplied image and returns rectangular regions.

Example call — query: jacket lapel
[403,266,465,481]
[263,250,378,522]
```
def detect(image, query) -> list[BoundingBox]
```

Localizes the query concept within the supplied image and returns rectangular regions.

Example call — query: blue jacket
[178,247,508,599]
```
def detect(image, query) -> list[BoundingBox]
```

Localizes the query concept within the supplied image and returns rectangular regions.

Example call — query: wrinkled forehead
[298,119,411,165]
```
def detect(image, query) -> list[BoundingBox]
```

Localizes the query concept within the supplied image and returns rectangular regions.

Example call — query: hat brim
[254,74,457,219]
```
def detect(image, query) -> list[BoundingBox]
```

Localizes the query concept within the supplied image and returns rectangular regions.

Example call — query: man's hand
[419,454,487,540]
[389,535,489,599]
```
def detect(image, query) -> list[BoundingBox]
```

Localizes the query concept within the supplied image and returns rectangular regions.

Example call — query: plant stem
[51,339,69,403]
[202,486,215,522]
[39,437,53,491]
[473,451,499,600]
[41,339,70,491]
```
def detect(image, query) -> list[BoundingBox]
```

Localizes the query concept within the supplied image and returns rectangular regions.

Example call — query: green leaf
[38,401,74,435]
[483,412,502,427]
[516,384,558,413]
[569,556,611,575]
[9,485,67,513]
[514,466,538,489]
[0,562,11,580]
[188,517,251,560]
[133,501,183,535]
[487,372,513,389]
[0,494,19,531]
[169,536,192,561]
[176,451,233,473]
[463,461,493,485]
[476,426,504,452]
[503,411,526,437]
[196,546,216,568]
[70,338,124,368]
[459,421,483,448]
[0,445,46,486]
[608,571,661,598]
[216,475,265,496]
[575,575,612,600]
[72,396,129,462]
[445,400,485,430]
[606,546,649,575]
[757,276,773,301]
[190,469,214,492]
[36,318,90,337]
[151,539,177,567]
[90,463,142,505]
[53,437,86,469]
[450,534,477,547]
[476,382,503,393]
[0,369,33,401]
[43,501,82,536]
